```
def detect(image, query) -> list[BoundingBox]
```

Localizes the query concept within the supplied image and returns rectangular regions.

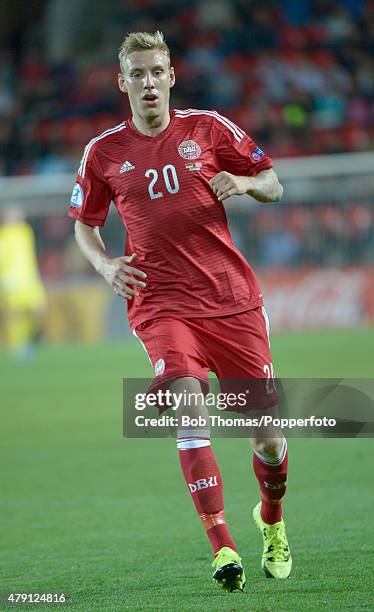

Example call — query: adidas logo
[120,161,135,173]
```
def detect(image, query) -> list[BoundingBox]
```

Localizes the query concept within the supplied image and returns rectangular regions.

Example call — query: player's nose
[144,71,155,89]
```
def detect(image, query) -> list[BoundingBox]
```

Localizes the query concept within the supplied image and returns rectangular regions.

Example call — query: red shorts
[134,307,277,411]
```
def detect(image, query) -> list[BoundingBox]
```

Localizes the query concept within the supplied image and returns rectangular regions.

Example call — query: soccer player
[0,206,46,358]
[69,31,291,592]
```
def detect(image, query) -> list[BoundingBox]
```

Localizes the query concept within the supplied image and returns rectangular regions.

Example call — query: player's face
[118,50,175,121]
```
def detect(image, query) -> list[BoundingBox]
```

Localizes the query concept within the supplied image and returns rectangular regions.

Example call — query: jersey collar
[127,110,175,141]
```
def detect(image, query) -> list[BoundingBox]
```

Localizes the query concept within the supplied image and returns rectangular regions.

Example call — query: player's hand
[210,172,251,201]
[101,253,147,300]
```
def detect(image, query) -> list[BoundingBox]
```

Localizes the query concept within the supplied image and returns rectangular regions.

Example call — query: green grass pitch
[1,328,374,611]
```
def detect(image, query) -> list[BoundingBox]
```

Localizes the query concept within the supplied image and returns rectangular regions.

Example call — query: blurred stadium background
[0,0,374,344]
[1,2,374,610]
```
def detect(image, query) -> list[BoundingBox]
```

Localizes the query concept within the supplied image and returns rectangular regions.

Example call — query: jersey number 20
[145,164,180,200]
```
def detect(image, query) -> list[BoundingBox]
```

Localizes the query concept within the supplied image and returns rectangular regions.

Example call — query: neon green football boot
[212,546,246,592]
[253,502,292,579]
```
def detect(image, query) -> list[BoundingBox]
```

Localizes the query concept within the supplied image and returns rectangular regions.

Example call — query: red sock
[253,440,288,524]
[178,438,237,556]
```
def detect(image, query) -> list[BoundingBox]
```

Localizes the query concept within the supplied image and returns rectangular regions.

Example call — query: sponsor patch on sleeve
[70,183,84,208]
[250,147,265,163]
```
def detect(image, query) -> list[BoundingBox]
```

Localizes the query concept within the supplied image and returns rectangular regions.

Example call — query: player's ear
[169,66,175,89]
[118,73,127,94]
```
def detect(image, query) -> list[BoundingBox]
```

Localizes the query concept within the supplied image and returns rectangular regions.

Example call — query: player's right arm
[74,222,146,299]
[69,142,146,300]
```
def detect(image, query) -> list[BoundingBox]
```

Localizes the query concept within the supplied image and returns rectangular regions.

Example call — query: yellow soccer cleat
[253,502,292,579]
[212,546,246,592]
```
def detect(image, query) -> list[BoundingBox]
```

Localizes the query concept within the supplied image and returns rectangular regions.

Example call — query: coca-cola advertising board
[259,267,374,330]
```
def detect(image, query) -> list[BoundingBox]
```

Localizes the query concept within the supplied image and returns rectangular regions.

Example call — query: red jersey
[68,108,273,330]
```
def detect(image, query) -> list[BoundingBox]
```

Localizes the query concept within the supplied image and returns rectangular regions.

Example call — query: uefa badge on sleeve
[70,183,84,208]
[250,147,265,163]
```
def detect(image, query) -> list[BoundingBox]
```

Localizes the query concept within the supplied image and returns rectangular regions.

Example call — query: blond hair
[118,31,170,73]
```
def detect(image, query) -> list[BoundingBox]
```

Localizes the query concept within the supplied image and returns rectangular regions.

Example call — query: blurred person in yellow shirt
[0,206,46,358]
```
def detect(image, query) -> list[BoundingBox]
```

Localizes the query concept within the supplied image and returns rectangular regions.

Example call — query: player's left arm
[210,168,283,203]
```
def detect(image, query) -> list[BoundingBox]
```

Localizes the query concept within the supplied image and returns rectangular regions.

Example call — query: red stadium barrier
[259,267,374,330]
